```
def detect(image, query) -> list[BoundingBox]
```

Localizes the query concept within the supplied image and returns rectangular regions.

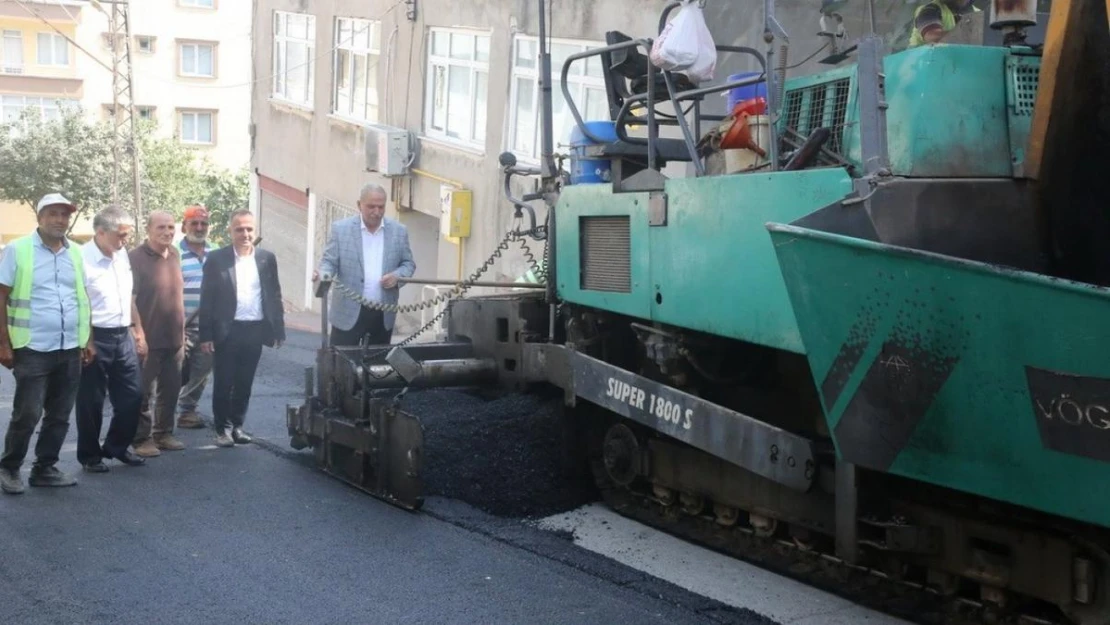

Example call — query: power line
[30,0,406,91]
[13,0,113,73]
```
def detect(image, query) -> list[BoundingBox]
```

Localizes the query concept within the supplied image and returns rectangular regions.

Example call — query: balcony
[0,1,82,23]
[0,67,82,99]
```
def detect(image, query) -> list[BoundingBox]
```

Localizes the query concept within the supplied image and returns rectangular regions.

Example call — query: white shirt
[234,249,263,321]
[81,240,132,328]
[360,220,385,303]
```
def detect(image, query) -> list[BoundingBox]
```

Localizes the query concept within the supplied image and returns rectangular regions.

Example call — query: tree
[0,105,249,244]
[131,119,250,246]
[0,106,115,227]
[197,166,250,247]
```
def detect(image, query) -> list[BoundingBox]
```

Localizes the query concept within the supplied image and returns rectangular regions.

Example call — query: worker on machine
[908,0,981,47]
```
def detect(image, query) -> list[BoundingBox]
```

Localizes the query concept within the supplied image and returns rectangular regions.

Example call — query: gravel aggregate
[399,388,598,519]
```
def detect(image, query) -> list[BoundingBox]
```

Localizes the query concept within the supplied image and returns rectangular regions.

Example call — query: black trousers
[76,327,142,464]
[330,307,391,347]
[211,320,266,432]
[2,348,80,471]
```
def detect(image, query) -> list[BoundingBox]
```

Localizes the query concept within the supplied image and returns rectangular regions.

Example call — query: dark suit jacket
[198,246,286,347]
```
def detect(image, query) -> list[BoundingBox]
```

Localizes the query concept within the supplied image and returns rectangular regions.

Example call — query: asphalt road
[0,332,771,625]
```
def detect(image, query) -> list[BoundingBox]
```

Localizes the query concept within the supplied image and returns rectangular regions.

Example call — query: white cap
[36,193,77,214]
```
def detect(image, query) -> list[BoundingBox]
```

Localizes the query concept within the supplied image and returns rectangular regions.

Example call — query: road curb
[285,321,320,334]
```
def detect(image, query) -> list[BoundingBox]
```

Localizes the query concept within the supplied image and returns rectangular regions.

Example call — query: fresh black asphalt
[0,329,776,625]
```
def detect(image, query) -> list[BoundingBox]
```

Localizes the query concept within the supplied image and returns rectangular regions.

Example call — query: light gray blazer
[319,215,416,331]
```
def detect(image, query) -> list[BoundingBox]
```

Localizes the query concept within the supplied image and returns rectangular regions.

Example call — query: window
[2,95,77,124]
[332,17,380,122]
[508,37,608,160]
[178,0,215,8]
[2,30,21,73]
[178,110,214,144]
[136,36,154,53]
[104,104,156,122]
[179,42,215,77]
[425,28,490,148]
[36,33,68,66]
[272,11,315,107]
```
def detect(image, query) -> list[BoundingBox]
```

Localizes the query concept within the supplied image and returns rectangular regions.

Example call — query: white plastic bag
[650,0,717,83]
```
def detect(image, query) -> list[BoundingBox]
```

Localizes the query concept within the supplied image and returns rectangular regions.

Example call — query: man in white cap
[0,192,95,494]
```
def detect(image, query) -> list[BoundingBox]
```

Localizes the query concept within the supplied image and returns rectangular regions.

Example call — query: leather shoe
[82,460,109,473]
[108,450,146,467]
[231,428,252,445]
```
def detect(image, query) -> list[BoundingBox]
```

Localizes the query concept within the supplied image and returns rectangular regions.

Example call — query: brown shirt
[130,241,185,350]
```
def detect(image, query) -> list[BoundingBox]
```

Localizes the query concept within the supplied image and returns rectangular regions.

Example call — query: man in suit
[314,182,416,346]
[197,209,285,448]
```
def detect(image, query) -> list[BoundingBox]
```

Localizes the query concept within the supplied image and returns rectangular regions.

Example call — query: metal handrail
[560,39,655,146]
[658,1,682,34]
[613,72,767,143]
[497,152,545,239]
[561,38,771,173]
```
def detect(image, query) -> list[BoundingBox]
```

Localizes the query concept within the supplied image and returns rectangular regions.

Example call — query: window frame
[36,32,69,67]
[178,41,216,78]
[177,0,216,9]
[331,16,381,123]
[271,10,316,108]
[103,104,156,123]
[1,30,22,72]
[2,94,77,126]
[136,36,155,54]
[177,109,216,145]
[506,35,608,163]
[423,27,491,150]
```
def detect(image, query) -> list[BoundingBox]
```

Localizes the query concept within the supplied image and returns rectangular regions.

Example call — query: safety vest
[908,2,980,48]
[6,234,90,349]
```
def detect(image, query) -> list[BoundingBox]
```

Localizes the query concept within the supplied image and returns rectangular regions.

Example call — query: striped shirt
[179,239,213,322]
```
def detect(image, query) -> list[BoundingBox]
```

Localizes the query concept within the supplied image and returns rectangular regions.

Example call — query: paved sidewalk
[284,308,323,333]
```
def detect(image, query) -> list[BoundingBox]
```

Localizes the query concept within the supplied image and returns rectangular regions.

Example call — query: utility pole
[101,0,142,226]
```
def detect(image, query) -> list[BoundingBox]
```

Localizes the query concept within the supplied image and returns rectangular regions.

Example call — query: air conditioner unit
[363,123,412,177]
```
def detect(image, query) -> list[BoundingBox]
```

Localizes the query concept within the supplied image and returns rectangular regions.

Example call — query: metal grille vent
[782,77,853,158]
[1008,58,1039,116]
[579,216,631,293]
[317,198,357,261]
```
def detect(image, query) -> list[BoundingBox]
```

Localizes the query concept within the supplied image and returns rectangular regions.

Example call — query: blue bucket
[726,72,768,112]
[569,121,618,185]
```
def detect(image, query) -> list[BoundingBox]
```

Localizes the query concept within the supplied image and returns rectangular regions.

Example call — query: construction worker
[176,204,214,429]
[909,0,981,47]
[0,193,94,494]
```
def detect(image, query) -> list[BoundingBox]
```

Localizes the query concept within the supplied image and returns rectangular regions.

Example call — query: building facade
[78,0,253,172]
[0,0,87,242]
[0,0,251,242]
[248,0,1041,328]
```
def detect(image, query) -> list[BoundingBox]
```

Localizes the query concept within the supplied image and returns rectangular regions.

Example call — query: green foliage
[0,105,248,243]
[0,106,115,224]
[198,166,250,247]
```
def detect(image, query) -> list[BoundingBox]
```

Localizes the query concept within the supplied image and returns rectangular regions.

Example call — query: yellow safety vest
[6,234,90,349]
[908,2,980,48]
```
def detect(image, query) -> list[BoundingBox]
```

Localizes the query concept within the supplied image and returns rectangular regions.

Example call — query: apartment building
[78,0,252,172]
[0,0,87,242]
[0,0,250,242]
